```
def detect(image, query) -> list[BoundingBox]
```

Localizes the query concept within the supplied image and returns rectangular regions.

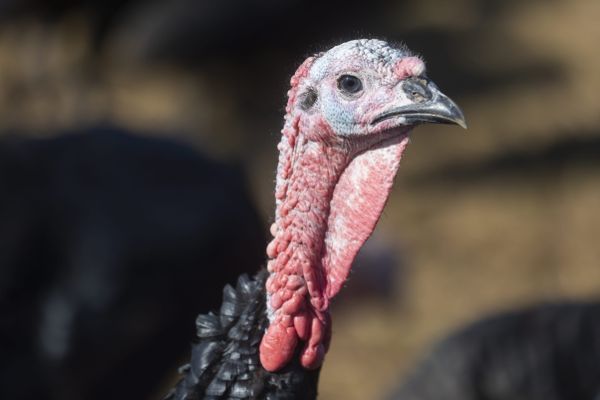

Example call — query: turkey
[166,39,466,399]
[388,301,600,400]
[0,128,265,400]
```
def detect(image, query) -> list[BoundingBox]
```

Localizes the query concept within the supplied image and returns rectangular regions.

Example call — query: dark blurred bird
[166,38,465,399]
[0,127,265,400]
[388,302,600,400]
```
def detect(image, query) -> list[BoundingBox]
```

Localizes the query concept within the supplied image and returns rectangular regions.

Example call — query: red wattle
[259,41,417,372]
[259,322,298,372]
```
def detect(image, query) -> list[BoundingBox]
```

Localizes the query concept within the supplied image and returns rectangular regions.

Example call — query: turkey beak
[372,79,467,129]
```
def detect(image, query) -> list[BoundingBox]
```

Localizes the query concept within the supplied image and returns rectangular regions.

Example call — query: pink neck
[261,114,348,371]
[321,133,408,298]
[259,109,410,372]
[258,53,411,371]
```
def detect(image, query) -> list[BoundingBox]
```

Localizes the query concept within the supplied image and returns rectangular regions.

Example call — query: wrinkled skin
[260,39,465,372]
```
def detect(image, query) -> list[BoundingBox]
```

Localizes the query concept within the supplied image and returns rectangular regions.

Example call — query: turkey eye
[337,75,363,94]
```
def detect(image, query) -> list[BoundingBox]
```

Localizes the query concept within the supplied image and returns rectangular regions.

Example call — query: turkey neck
[267,131,348,314]
[261,115,347,372]
[260,110,410,372]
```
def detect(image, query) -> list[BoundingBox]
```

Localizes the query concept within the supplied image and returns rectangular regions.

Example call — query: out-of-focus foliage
[0,0,598,399]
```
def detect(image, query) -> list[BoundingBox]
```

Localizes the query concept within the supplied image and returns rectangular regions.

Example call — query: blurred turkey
[389,302,600,400]
[0,127,265,400]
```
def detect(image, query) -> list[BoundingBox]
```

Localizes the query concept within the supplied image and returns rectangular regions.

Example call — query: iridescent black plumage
[166,270,320,400]
[389,302,600,400]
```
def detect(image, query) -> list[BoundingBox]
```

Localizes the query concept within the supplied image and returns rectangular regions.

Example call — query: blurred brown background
[0,0,598,399]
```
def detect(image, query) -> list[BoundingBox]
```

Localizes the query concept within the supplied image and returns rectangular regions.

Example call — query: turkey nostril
[402,77,432,103]
[409,91,426,103]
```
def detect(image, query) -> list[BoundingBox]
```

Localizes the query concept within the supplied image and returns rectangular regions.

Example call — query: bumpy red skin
[263,135,345,370]
[259,41,424,372]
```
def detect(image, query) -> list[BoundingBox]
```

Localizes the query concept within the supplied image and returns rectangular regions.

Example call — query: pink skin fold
[260,124,410,371]
[259,40,425,372]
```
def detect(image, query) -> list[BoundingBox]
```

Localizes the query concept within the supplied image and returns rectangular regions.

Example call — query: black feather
[196,314,222,338]
[165,270,321,400]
